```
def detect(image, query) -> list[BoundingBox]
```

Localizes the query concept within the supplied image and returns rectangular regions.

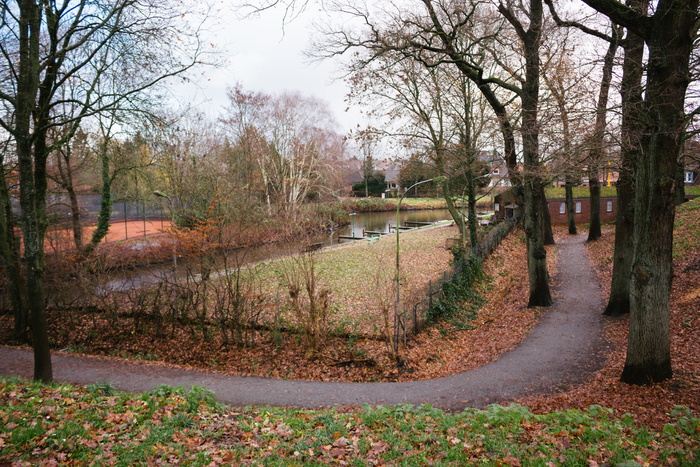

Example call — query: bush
[427,253,485,325]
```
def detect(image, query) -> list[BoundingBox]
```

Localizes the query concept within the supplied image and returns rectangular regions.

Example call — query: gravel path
[0,234,605,411]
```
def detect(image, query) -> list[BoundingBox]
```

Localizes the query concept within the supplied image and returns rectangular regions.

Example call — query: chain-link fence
[43,193,169,242]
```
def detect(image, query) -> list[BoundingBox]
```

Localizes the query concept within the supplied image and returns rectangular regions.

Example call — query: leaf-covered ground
[1,378,698,466]
[515,199,700,430]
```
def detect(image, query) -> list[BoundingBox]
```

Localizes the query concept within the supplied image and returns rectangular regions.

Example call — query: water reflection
[336,208,453,241]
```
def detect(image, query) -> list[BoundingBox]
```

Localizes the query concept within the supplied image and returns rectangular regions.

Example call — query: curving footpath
[0,234,605,411]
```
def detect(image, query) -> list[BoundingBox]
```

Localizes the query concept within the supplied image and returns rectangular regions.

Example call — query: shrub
[427,253,485,325]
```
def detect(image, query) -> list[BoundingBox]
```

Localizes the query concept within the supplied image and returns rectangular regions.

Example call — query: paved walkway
[0,234,605,411]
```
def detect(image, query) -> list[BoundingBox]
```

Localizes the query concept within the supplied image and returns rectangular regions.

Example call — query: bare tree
[581,0,698,384]
[315,0,554,306]
[0,0,207,382]
[221,87,345,215]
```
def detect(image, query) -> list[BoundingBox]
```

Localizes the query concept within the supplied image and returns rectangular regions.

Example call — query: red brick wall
[548,197,617,225]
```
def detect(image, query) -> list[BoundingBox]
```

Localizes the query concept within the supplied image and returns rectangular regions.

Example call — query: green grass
[227,224,456,335]
[1,377,698,465]
[545,186,618,199]
[336,196,492,213]
[545,185,700,199]
[684,185,700,196]
[673,198,700,258]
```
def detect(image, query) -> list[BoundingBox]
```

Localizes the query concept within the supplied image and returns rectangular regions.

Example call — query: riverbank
[335,196,492,214]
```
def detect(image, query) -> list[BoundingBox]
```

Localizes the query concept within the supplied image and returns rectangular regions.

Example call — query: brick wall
[548,197,617,225]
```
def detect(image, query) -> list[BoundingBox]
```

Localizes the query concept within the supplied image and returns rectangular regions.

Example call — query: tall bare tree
[317,0,553,305]
[581,0,698,384]
[0,0,206,382]
[604,0,647,318]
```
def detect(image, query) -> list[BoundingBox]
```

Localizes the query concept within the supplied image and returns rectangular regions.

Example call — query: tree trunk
[0,155,29,339]
[604,15,644,317]
[604,168,635,316]
[15,0,52,383]
[466,177,478,248]
[55,149,84,252]
[540,186,555,245]
[525,179,552,307]
[621,0,697,384]
[565,176,577,234]
[588,172,602,241]
[443,187,467,248]
[588,26,619,243]
[67,184,84,252]
[515,0,551,307]
[83,143,113,257]
[675,161,686,205]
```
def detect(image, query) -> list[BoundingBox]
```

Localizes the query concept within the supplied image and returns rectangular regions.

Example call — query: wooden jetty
[338,235,364,241]
[363,230,387,236]
[404,221,434,226]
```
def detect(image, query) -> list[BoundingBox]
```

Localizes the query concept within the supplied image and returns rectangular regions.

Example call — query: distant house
[493,189,522,222]
[487,163,512,187]
[547,196,617,224]
[494,188,617,224]
[477,151,512,187]
[384,168,401,194]
[552,162,619,188]
[346,166,401,197]
[682,156,699,186]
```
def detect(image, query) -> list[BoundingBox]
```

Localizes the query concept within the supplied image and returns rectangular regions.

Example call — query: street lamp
[153,190,177,270]
[349,212,356,239]
[394,176,446,351]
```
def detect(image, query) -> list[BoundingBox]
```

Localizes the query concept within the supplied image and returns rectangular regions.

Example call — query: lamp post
[350,212,356,239]
[394,176,446,351]
[153,190,177,270]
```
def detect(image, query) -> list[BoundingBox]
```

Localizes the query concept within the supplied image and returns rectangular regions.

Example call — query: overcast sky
[175,3,363,135]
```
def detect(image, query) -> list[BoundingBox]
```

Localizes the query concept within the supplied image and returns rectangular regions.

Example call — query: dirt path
[0,234,605,410]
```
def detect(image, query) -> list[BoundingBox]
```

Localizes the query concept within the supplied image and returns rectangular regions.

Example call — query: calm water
[336,208,452,240]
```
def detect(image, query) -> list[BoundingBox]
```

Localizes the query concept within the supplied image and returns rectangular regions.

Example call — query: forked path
[0,234,605,410]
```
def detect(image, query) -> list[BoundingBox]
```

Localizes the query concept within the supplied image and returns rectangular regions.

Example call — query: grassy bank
[1,377,697,466]
[545,185,700,199]
[335,196,493,213]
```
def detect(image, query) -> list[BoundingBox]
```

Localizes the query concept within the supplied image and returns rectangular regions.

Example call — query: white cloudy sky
[175,3,364,135]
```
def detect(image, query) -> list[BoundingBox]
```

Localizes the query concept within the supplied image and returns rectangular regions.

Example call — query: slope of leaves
[1,377,698,466]
[516,199,700,430]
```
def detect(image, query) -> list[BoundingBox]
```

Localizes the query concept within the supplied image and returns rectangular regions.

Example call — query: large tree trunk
[621,0,696,384]
[525,179,552,306]
[513,0,551,307]
[15,0,52,383]
[605,168,635,316]
[675,161,686,205]
[604,13,645,317]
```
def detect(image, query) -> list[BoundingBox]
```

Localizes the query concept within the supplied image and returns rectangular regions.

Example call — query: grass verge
[1,376,698,465]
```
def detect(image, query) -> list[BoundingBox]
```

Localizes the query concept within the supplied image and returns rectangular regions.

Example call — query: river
[94,208,454,294]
